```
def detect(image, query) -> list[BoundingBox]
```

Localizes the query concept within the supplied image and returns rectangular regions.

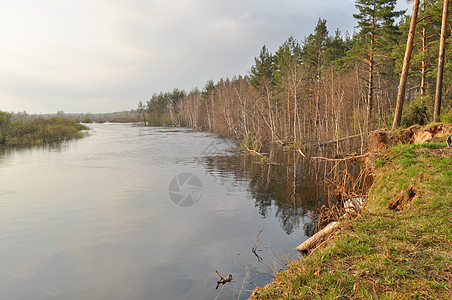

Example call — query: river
[0,123,329,299]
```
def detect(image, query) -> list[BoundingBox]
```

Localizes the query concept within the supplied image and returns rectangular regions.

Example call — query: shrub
[402,97,429,127]
[239,132,262,153]
[0,113,88,147]
[283,137,305,151]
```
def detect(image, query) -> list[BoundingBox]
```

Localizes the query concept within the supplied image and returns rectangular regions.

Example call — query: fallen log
[314,133,364,147]
[310,154,369,162]
[297,198,367,255]
[296,221,341,255]
[252,161,287,166]
[314,128,387,147]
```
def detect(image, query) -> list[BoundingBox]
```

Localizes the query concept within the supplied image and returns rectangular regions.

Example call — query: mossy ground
[251,143,452,299]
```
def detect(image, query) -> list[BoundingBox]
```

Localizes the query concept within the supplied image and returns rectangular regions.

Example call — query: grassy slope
[252,143,452,299]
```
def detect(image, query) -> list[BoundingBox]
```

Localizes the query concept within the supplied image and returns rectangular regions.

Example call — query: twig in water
[252,230,264,262]
[214,282,226,300]
[298,148,305,157]
[215,270,232,290]
[243,144,265,158]
[237,266,250,300]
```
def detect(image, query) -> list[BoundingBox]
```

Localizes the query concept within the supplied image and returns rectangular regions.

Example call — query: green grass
[251,143,452,299]
[374,158,387,168]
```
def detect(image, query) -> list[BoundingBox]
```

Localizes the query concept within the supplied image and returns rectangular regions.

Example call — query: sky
[0,0,412,114]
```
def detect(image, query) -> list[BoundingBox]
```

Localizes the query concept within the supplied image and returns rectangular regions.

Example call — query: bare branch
[252,230,264,262]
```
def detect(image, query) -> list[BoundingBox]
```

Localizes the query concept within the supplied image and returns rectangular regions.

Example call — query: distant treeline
[11,110,136,124]
[0,111,89,147]
[136,0,451,149]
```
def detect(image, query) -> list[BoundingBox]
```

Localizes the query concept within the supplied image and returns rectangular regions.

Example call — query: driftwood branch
[243,144,266,158]
[215,270,232,289]
[252,161,287,166]
[297,148,306,157]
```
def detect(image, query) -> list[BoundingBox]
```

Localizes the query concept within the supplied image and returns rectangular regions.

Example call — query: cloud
[0,0,410,113]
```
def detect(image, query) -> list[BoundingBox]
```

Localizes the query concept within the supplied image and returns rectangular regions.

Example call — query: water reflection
[0,123,366,299]
[200,145,357,236]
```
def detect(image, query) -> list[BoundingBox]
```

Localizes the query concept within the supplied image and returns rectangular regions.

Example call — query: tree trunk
[142,112,147,126]
[287,88,291,138]
[433,0,449,122]
[205,98,212,130]
[420,1,427,96]
[367,53,374,130]
[367,28,375,130]
[293,81,298,139]
[316,49,322,126]
[392,0,420,130]
[265,83,277,141]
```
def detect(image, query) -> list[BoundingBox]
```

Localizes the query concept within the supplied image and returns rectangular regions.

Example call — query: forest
[137,0,451,152]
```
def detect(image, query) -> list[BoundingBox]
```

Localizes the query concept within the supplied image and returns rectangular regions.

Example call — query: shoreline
[248,129,452,299]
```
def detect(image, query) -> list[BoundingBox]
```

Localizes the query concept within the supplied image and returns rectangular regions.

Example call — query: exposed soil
[388,186,417,211]
[368,124,452,152]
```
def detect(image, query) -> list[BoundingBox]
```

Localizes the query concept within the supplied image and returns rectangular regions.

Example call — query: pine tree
[408,0,444,96]
[302,19,331,124]
[274,36,303,138]
[353,0,404,129]
[250,45,275,89]
[137,101,147,126]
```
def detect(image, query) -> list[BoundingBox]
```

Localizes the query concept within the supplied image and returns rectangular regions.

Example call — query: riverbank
[250,140,452,299]
[0,111,88,147]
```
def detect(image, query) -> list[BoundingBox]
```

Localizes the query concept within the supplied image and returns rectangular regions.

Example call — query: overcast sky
[0,0,411,114]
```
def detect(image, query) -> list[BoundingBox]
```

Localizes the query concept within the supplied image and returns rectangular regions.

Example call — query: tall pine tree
[353,0,404,129]
[302,19,331,125]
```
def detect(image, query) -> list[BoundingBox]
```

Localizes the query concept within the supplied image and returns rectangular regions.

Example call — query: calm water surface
[0,123,322,299]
